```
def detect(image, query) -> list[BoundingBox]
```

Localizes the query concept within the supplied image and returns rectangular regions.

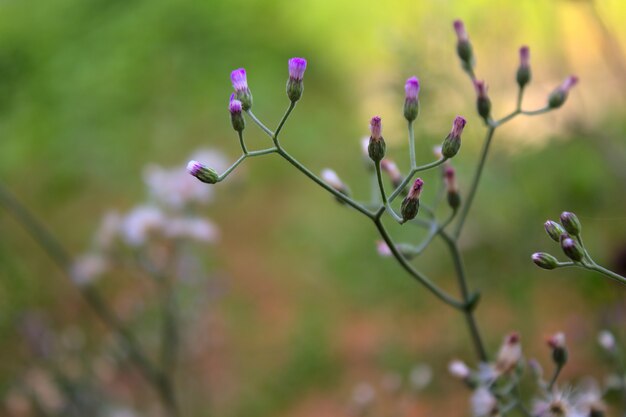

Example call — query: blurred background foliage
[0,0,625,415]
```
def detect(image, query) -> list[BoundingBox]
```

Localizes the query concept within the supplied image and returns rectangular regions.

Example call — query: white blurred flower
[448,359,471,379]
[71,253,108,286]
[143,149,228,209]
[165,217,219,243]
[376,240,392,257]
[321,168,344,191]
[351,382,375,408]
[597,330,616,352]
[409,364,432,391]
[471,387,498,417]
[532,388,574,417]
[121,205,165,246]
[573,379,605,417]
[94,211,122,250]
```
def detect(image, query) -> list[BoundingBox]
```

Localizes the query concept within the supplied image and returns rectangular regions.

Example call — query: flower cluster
[449,330,620,417]
[71,149,226,286]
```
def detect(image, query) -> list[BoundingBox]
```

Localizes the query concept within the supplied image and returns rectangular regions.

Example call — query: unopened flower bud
[496,332,522,373]
[474,80,491,122]
[448,360,471,380]
[548,76,578,109]
[231,68,253,110]
[598,330,616,353]
[321,168,349,196]
[544,220,566,242]
[433,145,443,159]
[516,46,531,88]
[547,332,568,367]
[560,235,584,262]
[381,159,402,189]
[444,166,461,210]
[287,57,307,102]
[187,160,219,184]
[442,116,467,159]
[560,211,581,236]
[453,20,474,70]
[403,76,420,122]
[368,116,386,163]
[229,94,245,132]
[531,252,559,270]
[400,178,423,223]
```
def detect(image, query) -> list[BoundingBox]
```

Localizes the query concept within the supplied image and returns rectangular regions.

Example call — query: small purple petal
[186,160,204,177]
[453,20,468,42]
[408,178,424,200]
[370,116,382,139]
[231,68,248,91]
[451,116,467,139]
[405,76,420,100]
[288,57,307,81]
[519,46,530,68]
[229,98,242,114]
[560,76,578,93]
[474,80,488,99]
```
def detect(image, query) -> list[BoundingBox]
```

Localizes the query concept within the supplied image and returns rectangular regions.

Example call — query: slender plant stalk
[0,184,179,417]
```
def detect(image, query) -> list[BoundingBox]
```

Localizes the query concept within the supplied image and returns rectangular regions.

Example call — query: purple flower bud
[519,46,530,69]
[531,252,558,270]
[547,332,568,366]
[403,76,420,121]
[474,80,491,121]
[231,68,248,91]
[229,94,245,132]
[321,168,350,198]
[548,75,578,108]
[544,220,566,242]
[441,116,467,158]
[287,57,307,102]
[368,116,386,162]
[229,94,242,114]
[560,211,581,236]
[370,116,382,140]
[230,68,253,110]
[561,235,584,262]
[288,57,307,81]
[444,166,461,209]
[454,19,474,70]
[187,160,219,184]
[517,46,531,88]
[559,76,579,93]
[407,178,424,200]
[400,178,424,223]
[474,80,488,99]
[405,77,420,100]
[453,20,468,42]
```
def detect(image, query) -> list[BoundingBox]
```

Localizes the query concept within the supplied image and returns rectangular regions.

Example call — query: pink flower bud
[453,19,469,42]
[288,57,307,81]
[448,360,470,379]
[230,68,248,91]
[519,46,530,69]
[370,116,382,140]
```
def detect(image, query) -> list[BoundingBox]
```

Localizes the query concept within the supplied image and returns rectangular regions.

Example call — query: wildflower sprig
[191,21,577,365]
[532,211,626,285]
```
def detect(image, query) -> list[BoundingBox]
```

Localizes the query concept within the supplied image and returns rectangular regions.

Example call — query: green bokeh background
[1,0,626,415]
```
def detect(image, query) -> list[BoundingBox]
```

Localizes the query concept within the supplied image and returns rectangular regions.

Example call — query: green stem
[246,110,275,137]
[547,363,563,391]
[586,263,626,285]
[454,126,496,238]
[408,121,416,168]
[217,148,278,182]
[0,184,179,416]
[274,101,296,146]
[374,158,447,219]
[276,147,375,218]
[375,161,404,223]
[238,131,248,154]
[374,218,465,309]
[439,230,488,361]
